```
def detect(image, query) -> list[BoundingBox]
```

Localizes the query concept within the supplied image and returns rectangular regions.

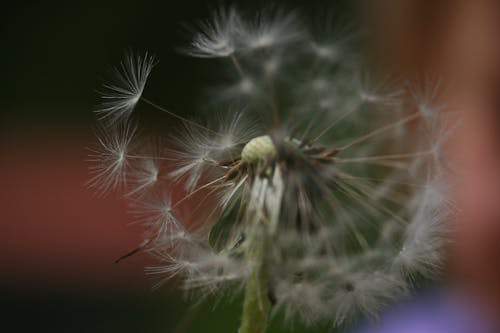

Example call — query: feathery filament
[89,6,453,330]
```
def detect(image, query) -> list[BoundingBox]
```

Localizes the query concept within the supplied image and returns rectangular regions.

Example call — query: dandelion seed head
[90,6,454,329]
[241,135,277,164]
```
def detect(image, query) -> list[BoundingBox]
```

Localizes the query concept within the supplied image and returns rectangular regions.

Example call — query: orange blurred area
[0,124,152,292]
[0,123,198,332]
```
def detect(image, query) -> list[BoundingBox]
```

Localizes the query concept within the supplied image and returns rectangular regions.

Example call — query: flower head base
[90,6,454,330]
[241,135,277,164]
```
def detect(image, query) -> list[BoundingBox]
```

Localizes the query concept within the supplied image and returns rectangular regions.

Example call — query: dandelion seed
[275,280,328,326]
[96,52,155,124]
[394,179,452,278]
[355,72,402,106]
[408,77,445,122]
[308,10,357,63]
[167,125,221,192]
[127,158,160,196]
[311,42,339,60]
[240,9,304,51]
[87,122,137,196]
[208,78,261,106]
[331,273,407,326]
[239,78,254,93]
[182,7,242,58]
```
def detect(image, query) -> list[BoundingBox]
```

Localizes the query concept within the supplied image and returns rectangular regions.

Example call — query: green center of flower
[241,135,277,164]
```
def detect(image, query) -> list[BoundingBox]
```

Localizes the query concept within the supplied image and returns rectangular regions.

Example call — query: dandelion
[89,6,454,333]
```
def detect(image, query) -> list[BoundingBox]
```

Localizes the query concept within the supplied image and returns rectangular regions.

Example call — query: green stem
[239,228,271,333]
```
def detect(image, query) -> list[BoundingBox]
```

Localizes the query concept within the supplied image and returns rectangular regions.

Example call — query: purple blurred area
[355,288,498,333]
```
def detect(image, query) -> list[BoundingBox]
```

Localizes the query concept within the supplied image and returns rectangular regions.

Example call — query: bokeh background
[1,0,353,332]
[4,0,500,332]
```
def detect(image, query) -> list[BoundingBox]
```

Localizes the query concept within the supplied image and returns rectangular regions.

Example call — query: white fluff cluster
[96,52,156,125]
[89,6,454,328]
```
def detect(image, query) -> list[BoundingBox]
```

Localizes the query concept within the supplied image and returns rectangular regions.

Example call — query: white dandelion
[89,6,455,333]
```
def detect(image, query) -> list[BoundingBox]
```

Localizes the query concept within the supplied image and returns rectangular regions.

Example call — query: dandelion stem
[239,167,283,333]
[336,149,433,163]
[340,111,421,150]
[230,55,246,78]
[125,154,177,161]
[312,103,360,142]
[239,225,271,333]
[140,97,221,135]
[172,175,226,209]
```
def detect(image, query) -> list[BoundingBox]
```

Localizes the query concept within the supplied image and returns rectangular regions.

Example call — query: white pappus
[89,6,455,331]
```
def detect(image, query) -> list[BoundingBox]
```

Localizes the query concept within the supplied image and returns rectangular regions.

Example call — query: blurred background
[2,0,500,332]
